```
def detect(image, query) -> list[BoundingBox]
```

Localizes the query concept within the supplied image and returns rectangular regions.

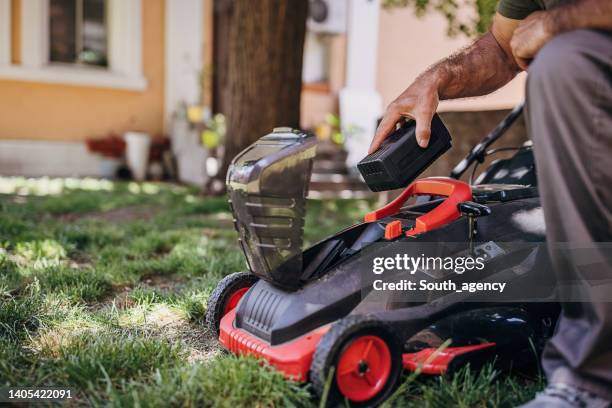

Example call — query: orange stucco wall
[0,0,165,142]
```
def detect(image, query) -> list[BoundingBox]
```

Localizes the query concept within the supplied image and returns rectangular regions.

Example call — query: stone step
[308,172,374,199]
[312,160,348,174]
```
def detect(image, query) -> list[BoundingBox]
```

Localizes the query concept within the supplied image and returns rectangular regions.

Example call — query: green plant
[55,333,183,386]
[387,364,544,407]
[201,113,227,150]
[35,266,112,303]
[315,113,363,146]
[383,0,498,37]
[109,356,311,408]
[0,292,43,342]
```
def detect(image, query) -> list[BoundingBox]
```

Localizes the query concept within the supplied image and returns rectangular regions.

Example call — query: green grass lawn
[0,177,542,407]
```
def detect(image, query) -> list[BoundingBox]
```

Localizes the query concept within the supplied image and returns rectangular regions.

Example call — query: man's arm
[370,14,521,152]
[439,16,521,100]
[553,0,612,32]
[511,0,612,69]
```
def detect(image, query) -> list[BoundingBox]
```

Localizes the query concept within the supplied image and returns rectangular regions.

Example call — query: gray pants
[526,29,612,399]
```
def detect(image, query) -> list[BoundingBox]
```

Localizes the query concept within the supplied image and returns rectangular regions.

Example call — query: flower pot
[124,132,151,181]
[99,158,122,179]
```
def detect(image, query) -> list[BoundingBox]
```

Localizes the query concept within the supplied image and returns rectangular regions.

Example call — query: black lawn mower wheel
[206,271,258,336]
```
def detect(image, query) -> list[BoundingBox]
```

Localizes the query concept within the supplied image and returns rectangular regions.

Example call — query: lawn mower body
[210,114,560,406]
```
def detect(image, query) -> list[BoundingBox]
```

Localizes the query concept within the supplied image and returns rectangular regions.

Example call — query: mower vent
[227,128,317,290]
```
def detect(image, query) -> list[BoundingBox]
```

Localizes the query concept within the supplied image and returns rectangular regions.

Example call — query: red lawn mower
[206,106,559,407]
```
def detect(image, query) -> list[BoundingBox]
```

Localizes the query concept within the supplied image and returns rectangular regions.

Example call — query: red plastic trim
[219,309,329,381]
[384,220,402,240]
[402,343,496,374]
[364,177,472,236]
[223,287,250,315]
[336,335,392,402]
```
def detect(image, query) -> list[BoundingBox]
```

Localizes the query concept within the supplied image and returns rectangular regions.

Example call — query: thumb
[415,110,434,148]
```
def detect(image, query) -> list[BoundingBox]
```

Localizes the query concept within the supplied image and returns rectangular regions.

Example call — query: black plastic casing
[358,114,452,192]
[226,128,317,290]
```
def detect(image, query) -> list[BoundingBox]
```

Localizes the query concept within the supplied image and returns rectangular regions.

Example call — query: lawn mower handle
[450,103,524,179]
[365,177,472,236]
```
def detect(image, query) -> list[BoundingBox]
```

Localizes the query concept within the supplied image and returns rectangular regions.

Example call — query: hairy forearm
[418,32,520,101]
[547,0,612,35]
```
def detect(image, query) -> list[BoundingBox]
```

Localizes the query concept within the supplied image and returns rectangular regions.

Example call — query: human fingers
[369,106,403,154]
[414,107,435,148]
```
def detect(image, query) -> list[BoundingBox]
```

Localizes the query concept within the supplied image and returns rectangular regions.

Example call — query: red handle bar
[364,177,472,236]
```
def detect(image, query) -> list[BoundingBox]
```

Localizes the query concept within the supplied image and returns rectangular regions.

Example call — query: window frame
[0,0,146,91]
[49,0,109,67]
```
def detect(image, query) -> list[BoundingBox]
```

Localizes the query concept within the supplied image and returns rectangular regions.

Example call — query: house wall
[10,0,20,64]
[301,4,528,131]
[300,34,347,130]
[0,0,165,142]
[376,6,526,111]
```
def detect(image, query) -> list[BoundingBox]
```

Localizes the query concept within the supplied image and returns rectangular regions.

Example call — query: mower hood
[227,128,317,290]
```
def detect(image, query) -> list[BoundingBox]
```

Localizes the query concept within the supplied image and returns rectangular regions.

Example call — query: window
[49,0,108,67]
[0,0,146,90]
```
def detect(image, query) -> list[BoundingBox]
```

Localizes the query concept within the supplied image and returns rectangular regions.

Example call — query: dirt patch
[91,285,134,311]
[82,270,219,362]
[141,273,186,290]
[57,206,158,223]
[142,305,219,362]
[94,274,187,311]
[181,325,221,363]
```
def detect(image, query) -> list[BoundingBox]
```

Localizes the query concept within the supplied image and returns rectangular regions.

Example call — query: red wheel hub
[223,287,250,315]
[336,335,392,402]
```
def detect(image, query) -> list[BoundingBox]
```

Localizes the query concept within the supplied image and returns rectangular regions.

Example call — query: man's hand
[370,15,520,153]
[511,0,612,70]
[510,11,553,70]
[369,78,439,153]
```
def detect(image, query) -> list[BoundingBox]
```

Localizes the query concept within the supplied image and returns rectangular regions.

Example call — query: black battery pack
[358,114,452,192]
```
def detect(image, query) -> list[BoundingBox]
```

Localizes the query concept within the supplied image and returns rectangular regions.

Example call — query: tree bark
[209,0,309,194]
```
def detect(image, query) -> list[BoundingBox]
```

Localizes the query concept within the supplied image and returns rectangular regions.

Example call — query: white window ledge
[0,65,147,91]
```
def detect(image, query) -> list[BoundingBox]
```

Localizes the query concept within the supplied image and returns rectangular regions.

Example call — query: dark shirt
[497,0,545,20]
[497,0,568,19]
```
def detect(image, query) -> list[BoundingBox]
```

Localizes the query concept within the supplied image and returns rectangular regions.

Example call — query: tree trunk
[209,0,309,194]
[212,0,232,117]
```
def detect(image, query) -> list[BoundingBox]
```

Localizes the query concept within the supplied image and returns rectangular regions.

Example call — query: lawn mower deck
[206,116,559,407]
